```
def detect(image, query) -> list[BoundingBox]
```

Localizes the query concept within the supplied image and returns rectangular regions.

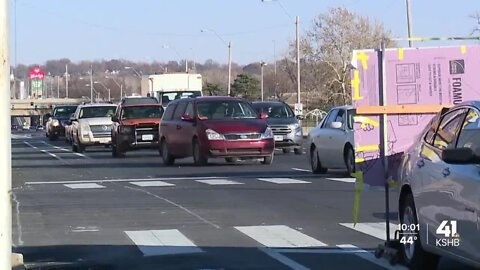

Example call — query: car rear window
[162,103,177,121]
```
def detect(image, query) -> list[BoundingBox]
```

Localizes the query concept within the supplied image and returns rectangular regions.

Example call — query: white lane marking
[125,229,203,256]
[235,225,327,248]
[196,179,243,185]
[326,178,356,183]
[41,141,89,158]
[12,193,24,246]
[257,178,311,184]
[339,222,397,241]
[23,141,38,149]
[130,181,175,187]
[125,186,220,229]
[40,150,64,161]
[291,168,310,173]
[260,248,310,270]
[64,183,106,189]
[12,134,32,139]
[337,244,407,270]
[26,176,220,185]
[71,226,100,232]
[275,247,367,254]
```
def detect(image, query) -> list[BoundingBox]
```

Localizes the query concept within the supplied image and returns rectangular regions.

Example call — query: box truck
[141,73,203,107]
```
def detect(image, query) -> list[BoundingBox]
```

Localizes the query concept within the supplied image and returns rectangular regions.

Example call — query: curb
[12,253,25,270]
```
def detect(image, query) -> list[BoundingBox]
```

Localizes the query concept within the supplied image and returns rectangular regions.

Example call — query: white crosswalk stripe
[326,178,356,183]
[63,183,105,189]
[339,222,397,241]
[129,181,175,187]
[235,225,327,248]
[125,229,203,256]
[196,179,243,185]
[257,178,311,184]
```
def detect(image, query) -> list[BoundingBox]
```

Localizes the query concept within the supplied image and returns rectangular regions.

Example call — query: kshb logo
[435,220,460,247]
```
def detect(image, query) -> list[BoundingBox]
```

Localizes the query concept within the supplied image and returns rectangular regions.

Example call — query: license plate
[274,135,283,142]
[142,134,154,141]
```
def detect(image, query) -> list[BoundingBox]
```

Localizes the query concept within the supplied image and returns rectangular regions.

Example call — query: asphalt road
[11,131,474,270]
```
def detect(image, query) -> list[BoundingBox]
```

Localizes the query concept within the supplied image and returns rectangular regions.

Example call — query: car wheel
[161,140,175,165]
[344,146,355,175]
[48,134,57,141]
[261,152,274,165]
[76,137,85,153]
[192,139,208,166]
[282,148,291,154]
[400,193,439,269]
[294,148,303,155]
[112,140,125,158]
[310,146,327,174]
[72,136,78,152]
[225,157,238,164]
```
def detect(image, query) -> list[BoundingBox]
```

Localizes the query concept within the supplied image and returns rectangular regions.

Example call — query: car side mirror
[442,148,477,164]
[296,115,304,120]
[260,113,269,119]
[111,116,119,122]
[181,114,194,122]
[330,121,343,129]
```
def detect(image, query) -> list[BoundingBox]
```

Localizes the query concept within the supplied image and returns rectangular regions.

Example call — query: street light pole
[106,76,123,100]
[228,42,232,96]
[0,0,12,268]
[406,0,413,47]
[57,76,60,98]
[65,64,69,98]
[273,40,277,98]
[296,16,301,106]
[90,65,94,103]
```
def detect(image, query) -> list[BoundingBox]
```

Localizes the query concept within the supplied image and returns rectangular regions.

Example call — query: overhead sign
[28,67,45,80]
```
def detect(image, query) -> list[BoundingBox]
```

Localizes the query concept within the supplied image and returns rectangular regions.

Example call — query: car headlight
[119,126,134,134]
[290,123,300,130]
[52,119,60,127]
[80,123,91,133]
[261,127,273,139]
[206,129,224,140]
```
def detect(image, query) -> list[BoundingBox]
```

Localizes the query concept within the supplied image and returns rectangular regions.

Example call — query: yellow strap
[351,171,364,226]
[398,48,404,60]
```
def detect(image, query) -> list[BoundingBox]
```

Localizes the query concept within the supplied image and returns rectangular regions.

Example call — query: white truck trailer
[141,73,203,107]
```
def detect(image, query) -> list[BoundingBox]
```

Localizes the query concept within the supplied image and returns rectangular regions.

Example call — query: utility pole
[65,64,69,98]
[260,61,267,101]
[90,65,94,103]
[273,40,277,98]
[295,16,301,106]
[0,0,12,268]
[120,84,123,100]
[228,42,232,96]
[406,0,413,47]
[57,76,60,98]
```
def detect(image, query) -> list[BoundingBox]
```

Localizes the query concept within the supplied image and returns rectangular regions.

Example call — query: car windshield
[53,106,77,119]
[252,103,294,118]
[197,100,258,120]
[79,106,116,119]
[160,91,201,107]
[121,106,164,120]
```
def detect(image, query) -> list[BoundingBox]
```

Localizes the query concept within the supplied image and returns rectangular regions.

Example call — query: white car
[307,106,355,174]
[70,104,117,153]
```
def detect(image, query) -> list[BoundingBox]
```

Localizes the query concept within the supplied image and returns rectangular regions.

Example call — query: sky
[9,0,480,66]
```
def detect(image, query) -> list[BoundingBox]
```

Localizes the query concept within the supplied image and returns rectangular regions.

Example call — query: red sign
[28,67,45,80]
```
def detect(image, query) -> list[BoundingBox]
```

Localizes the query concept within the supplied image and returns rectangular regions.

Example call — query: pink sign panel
[352,45,480,186]
[28,66,45,80]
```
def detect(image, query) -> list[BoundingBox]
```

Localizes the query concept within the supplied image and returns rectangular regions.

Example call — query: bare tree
[287,7,394,108]
[471,12,480,34]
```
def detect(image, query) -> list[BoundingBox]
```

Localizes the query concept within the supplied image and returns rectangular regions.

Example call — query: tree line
[19,7,477,112]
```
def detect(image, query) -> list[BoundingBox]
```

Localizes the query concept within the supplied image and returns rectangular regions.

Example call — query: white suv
[71,104,117,153]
